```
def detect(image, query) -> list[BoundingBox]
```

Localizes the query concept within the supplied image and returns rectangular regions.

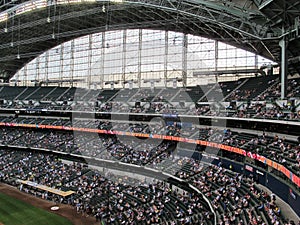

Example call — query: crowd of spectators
[191,164,284,225]
[0,75,299,122]
[255,78,300,101]
[0,116,299,177]
[0,147,296,225]
[0,76,299,224]
[0,113,298,224]
[149,156,299,225]
[191,102,300,121]
[0,149,214,225]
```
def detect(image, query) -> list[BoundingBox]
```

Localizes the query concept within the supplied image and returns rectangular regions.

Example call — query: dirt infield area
[0,183,99,225]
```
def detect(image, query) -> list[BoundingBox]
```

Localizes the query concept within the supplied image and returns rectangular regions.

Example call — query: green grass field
[0,192,73,225]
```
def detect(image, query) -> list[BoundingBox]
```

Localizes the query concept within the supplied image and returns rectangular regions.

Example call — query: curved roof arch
[0,0,298,80]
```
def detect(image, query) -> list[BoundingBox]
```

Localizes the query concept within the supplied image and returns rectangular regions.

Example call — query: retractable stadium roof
[0,0,299,81]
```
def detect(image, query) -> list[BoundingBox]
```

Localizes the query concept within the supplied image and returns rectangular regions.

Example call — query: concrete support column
[279,38,288,99]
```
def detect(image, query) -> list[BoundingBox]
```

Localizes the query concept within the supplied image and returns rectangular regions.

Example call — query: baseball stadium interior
[0,0,299,225]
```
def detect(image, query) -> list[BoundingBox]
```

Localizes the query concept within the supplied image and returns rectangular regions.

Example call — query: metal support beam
[279,37,287,99]
[45,51,49,86]
[87,34,92,89]
[70,39,75,87]
[100,32,105,89]
[35,56,40,84]
[122,30,126,88]
[254,54,258,69]
[193,68,266,76]
[23,65,27,86]
[59,43,64,87]
[0,0,18,11]
[138,29,142,88]
[215,40,218,72]
[258,0,274,10]
[182,33,187,87]
[164,31,168,87]
[13,69,19,86]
